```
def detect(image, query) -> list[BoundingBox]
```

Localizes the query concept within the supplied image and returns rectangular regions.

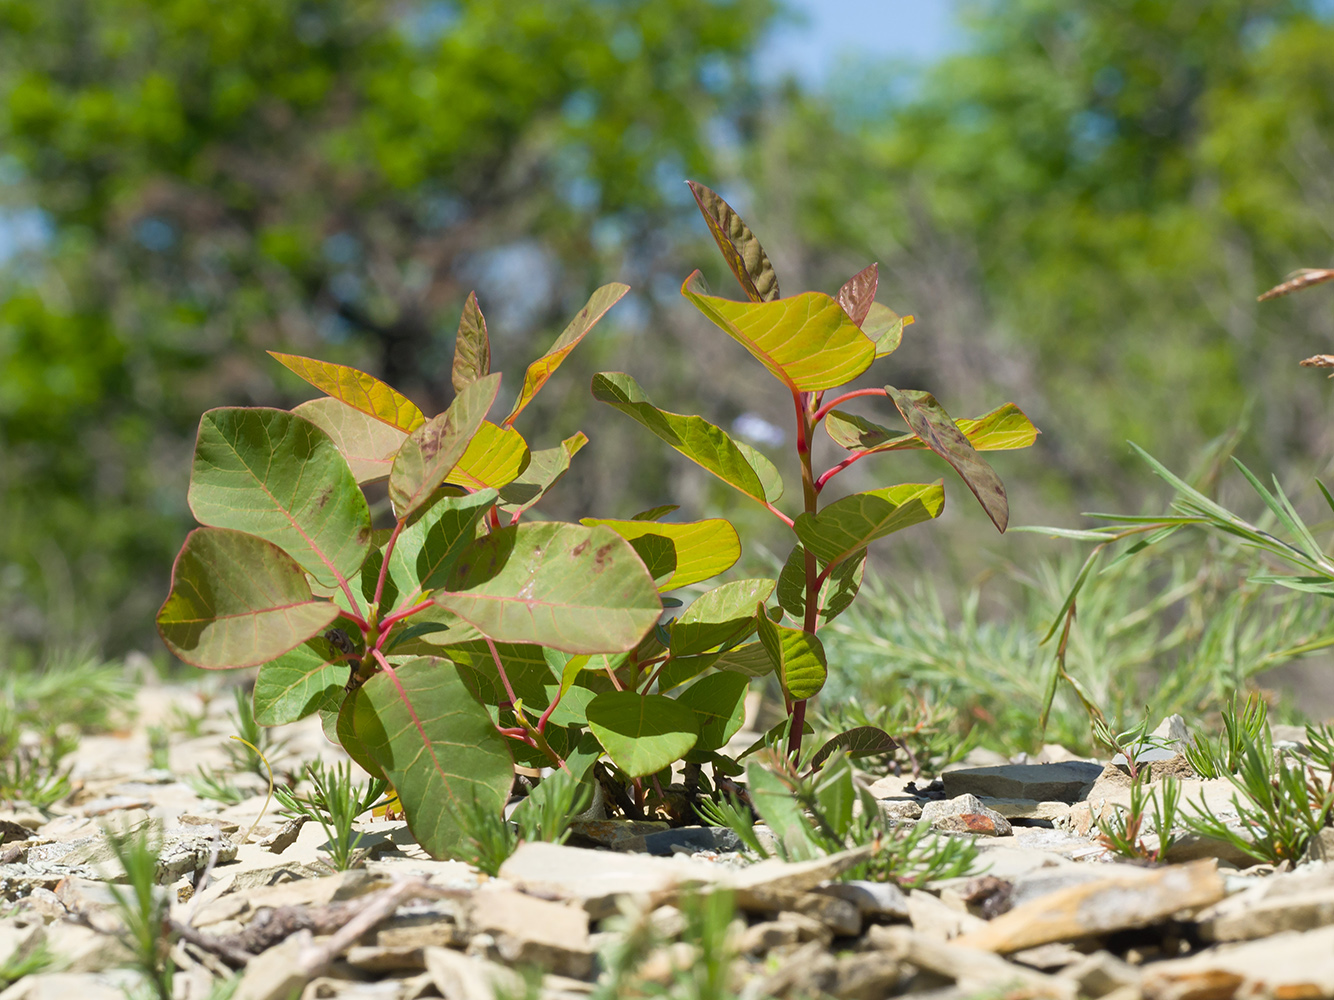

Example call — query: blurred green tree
[0,0,776,653]
[756,0,1334,509]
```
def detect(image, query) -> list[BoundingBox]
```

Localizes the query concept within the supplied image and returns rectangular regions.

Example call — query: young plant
[593,182,1037,761]
[1096,773,1180,863]
[104,823,174,1000]
[273,760,388,871]
[1182,695,1269,780]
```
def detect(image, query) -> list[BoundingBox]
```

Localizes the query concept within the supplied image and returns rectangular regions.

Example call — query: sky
[757,0,962,87]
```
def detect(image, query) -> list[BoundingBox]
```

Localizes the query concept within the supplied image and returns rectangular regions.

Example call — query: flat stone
[719,846,873,912]
[0,970,144,1000]
[739,919,800,955]
[40,920,132,972]
[566,818,668,852]
[942,762,1104,802]
[955,859,1225,953]
[641,825,742,856]
[876,799,923,821]
[811,880,909,920]
[344,943,431,972]
[920,794,1012,836]
[232,927,313,1000]
[980,799,1071,822]
[1194,862,1334,941]
[1302,826,1334,863]
[865,925,1075,997]
[0,919,43,970]
[424,944,524,1000]
[790,892,860,937]
[1141,924,1334,999]
[906,888,986,941]
[466,888,593,978]
[750,939,904,1000]
[1064,951,1140,997]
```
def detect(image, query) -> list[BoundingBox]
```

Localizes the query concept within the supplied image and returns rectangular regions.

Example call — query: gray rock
[642,825,742,856]
[919,794,1012,836]
[1063,950,1140,997]
[942,762,1105,802]
[1153,714,1191,748]
[906,889,986,941]
[1142,924,1334,998]
[425,944,524,1000]
[465,888,594,978]
[811,880,910,920]
[1195,863,1334,941]
[739,919,800,955]
[865,925,1074,997]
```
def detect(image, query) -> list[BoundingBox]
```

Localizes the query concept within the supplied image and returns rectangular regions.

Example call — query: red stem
[372,520,406,612]
[373,600,435,650]
[812,387,889,425]
[816,452,869,492]
[484,636,520,706]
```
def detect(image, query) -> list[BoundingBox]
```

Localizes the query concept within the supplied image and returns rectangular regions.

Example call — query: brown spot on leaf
[593,543,616,571]
[572,539,590,556]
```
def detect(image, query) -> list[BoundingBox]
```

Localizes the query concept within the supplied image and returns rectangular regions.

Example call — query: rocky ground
[3,680,1334,1000]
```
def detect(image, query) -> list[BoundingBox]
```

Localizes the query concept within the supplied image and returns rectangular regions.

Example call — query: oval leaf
[777,545,866,626]
[586,691,698,778]
[452,291,490,393]
[886,386,1009,532]
[498,432,587,517]
[293,397,408,484]
[446,422,530,491]
[381,489,499,609]
[686,180,779,302]
[809,726,899,771]
[836,263,878,327]
[269,352,425,432]
[713,641,775,678]
[336,693,385,781]
[593,372,782,505]
[794,483,945,569]
[676,672,749,752]
[253,637,345,725]
[389,373,501,519]
[825,403,1038,456]
[435,522,662,654]
[352,657,514,859]
[755,602,828,701]
[671,578,775,656]
[503,283,629,425]
[861,303,911,358]
[579,517,740,592]
[682,271,875,392]
[157,527,339,669]
[188,408,373,589]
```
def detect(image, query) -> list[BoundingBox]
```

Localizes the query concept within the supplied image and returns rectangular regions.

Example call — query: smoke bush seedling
[157,184,1035,861]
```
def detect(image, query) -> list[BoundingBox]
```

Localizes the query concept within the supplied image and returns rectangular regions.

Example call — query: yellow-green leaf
[824,403,1038,455]
[754,603,827,701]
[686,180,780,302]
[293,396,408,484]
[269,352,425,432]
[389,374,501,519]
[794,483,945,568]
[446,421,530,491]
[578,517,740,591]
[452,291,490,393]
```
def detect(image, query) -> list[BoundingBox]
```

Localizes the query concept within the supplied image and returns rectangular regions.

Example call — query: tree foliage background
[2,0,1333,659]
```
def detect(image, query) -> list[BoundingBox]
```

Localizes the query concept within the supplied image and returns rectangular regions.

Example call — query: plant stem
[374,600,435,648]
[812,387,889,425]
[483,636,520,706]
[372,520,406,612]
[790,387,821,762]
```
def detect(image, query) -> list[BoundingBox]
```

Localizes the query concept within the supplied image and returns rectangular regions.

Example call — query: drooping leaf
[670,578,774,656]
[445,422,530,491]
[886,386,1009,532]
[794,483,945,569]
[389,373,501,519]
[253,636,344,725]
[503,283,629,425]
[754,602,828,701]
[808,727,899,771]
[860,303,912,358]
[188,407,373,589]
[776,545,866,626]
[631,504,680,522]
[352,657,514,859]
[681,272,875,392]
[686,180,779,302]
[586,690,698,778]
[269,352,425,432]
[435,522,662,654]
[836,263,878,326]
[293,397,408,484]
[452,291,490,393]
[824,403,1038,455]
[498,432,588,517]
[579,517,740,592]
[676,672,749,752]
[157,527,339,669]
[592,372,782,505]
[713,642,775,678]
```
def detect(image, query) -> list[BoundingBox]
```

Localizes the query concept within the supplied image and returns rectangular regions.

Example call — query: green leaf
[293,397,409,484]
[813,755,855,839]
[686,180,780,302]
[592,372,782,505]
[498,432,588,517]
[253,637,344,725]
[157,527,339,669]
[713,642,775,678]
[435,522,662,654]
[836,263,878,326]
[336,692,385,781]
[452,291,490,393]
[389,373,501,519]
[352,657,514,859]
[269,352,425,432]
[655,653,720,692]
[188,407,373,589]
[824,403,1038,455]
[585,691,698,778]
[676,672,749,751]
[754,602,828,701]
[632,504,680,521]
[381,489,498,608]
[445,422,530,491]
[794,483,945,568]
[886,386,1009,532]
[776,545,866,626]
[670,578,775,655]
[580,517,740,592]
[503,283,629,425]
[681,271,875,392]
[809,727,899,771]
[861,303,910,357]
[747,761,819,861]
